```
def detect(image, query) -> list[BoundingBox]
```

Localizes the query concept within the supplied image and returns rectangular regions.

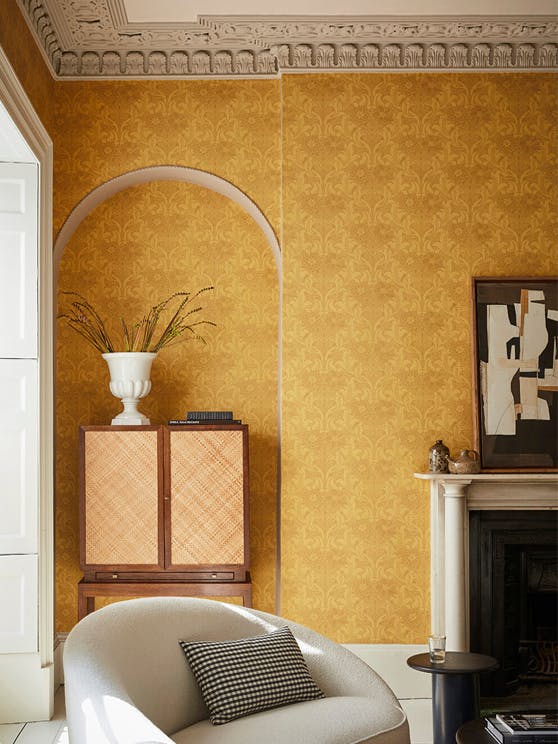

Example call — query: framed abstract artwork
[472,277,558,471]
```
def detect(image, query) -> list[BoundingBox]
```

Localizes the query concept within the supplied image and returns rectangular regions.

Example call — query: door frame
[0,44,54,702]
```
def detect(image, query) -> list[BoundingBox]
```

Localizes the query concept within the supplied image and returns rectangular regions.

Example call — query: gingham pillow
[179,625,325,725]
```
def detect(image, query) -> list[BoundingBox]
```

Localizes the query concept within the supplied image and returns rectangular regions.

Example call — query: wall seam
[276,74,284,615]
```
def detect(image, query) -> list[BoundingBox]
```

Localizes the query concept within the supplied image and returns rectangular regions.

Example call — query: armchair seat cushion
[171,695,407,744]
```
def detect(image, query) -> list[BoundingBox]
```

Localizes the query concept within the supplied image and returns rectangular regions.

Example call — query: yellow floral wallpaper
[55,72,558,639]
[53,80,280,236]
[57,181,279,628]
[3,13,556,643]
[0,1,55,132]
[280,73,557,642]
[54,80,281,631]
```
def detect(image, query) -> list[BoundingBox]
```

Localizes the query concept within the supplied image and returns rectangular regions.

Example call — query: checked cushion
[179,626,325,725]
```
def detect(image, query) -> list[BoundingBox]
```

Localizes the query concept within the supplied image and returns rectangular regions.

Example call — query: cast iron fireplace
[469,510,558,698]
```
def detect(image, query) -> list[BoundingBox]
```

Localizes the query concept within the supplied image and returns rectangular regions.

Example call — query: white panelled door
[0,161,40,657]
[0,162,38,358]
[0,359,38,554]
[0,46,54,722]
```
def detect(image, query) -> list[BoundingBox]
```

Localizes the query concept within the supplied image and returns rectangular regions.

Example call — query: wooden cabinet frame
[78,424,251,616]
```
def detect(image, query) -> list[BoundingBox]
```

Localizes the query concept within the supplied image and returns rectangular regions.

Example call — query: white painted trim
[0,654,54,723]
[344,643,431,699]
[346,644,433,744]
[54,633,68,688]
[53,166,281,273]
[0,46,54,721]
[415,472,558,650]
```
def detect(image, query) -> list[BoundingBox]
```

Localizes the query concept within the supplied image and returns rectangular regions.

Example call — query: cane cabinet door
[80,426,164,575]
[166,425,249,580]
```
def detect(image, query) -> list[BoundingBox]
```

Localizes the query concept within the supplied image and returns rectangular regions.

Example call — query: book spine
[484,720,544,744]
[485,720,505,743]
[168,420,241,425]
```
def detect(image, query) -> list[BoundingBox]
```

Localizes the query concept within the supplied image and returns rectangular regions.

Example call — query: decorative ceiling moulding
[17,1,558,77]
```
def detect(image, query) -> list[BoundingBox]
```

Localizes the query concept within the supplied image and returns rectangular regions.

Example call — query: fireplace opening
[519,548,558,685]
[469,510,558,706]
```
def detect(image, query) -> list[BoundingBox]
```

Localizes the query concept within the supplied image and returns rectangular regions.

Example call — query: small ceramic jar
[448,449,481,474]
[428,440,450,473]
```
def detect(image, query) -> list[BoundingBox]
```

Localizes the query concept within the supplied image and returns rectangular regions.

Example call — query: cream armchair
[63,597,410,744]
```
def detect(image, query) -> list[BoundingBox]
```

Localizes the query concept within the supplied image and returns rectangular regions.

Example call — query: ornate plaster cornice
[18,0,558,77]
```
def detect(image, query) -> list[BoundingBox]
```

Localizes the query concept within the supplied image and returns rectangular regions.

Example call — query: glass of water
[428,635,446,663]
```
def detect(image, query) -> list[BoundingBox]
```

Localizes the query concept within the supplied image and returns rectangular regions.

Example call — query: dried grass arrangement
[58,287,215,354]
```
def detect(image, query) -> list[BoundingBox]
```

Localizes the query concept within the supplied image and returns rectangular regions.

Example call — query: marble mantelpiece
[414,472,558,652]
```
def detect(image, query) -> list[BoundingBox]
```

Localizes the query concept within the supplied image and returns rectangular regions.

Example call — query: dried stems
[58,288,215,354]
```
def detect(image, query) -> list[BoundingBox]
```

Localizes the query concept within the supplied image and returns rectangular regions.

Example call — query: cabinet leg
[78,589,95,620]
[242,586,253,607]
[78,588,87,621]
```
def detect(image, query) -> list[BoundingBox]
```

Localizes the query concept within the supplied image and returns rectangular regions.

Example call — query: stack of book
[168,411,241,425]
[485,712,558,743]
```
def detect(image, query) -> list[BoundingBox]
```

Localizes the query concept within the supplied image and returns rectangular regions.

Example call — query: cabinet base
[77,578,253,620]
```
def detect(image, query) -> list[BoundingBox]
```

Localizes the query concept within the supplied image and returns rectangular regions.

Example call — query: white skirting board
[0,653,54,723]
[346,644,433,744]
[53,634,67,689]
[55,636,433,743]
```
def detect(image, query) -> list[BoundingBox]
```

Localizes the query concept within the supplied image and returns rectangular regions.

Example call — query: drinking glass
[428,634,446,663]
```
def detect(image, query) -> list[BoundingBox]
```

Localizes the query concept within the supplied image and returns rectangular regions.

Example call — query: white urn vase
[102,351,157,425]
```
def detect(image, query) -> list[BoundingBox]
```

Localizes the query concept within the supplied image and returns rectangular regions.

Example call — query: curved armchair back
[64,597,407,744]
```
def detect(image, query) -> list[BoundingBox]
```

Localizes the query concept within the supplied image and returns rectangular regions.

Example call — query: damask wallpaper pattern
[280,73,557,642]
[56,181,279,628]
[2,13,556,642]
[54,80,281,631]
[54,72,558,638]
[0,0,55,130]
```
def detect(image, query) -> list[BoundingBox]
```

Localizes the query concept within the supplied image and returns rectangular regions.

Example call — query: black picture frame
[472,277,558,472]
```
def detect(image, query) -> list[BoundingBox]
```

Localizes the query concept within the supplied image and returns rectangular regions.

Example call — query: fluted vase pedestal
[102,351,157,425]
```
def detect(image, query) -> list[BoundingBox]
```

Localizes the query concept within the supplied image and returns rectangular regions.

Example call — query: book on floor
[485,712,558,744]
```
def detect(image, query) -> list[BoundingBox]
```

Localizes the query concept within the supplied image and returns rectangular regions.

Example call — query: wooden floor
[0,688,67,744]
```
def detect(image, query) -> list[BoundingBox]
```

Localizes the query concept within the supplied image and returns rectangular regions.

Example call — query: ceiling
[17,0,558,77]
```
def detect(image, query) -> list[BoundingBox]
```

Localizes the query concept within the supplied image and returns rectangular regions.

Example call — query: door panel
[0,359,38,554]
[0,555,38,653]
[0,162,37,358]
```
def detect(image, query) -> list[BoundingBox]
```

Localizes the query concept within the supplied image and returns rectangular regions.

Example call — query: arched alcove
[54,166,281,273]
[54,167,282,631]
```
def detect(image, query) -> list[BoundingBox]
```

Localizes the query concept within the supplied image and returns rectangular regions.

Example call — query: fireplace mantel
[414,472,558,653]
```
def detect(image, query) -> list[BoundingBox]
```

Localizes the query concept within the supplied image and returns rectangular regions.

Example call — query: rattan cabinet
[78,424,251,618]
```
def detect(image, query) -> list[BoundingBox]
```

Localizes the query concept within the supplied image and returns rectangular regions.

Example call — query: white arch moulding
[53,165,284,611]
[54,165,281,272]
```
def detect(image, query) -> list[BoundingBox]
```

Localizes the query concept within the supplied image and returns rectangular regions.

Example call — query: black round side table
[407,652,498,744]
